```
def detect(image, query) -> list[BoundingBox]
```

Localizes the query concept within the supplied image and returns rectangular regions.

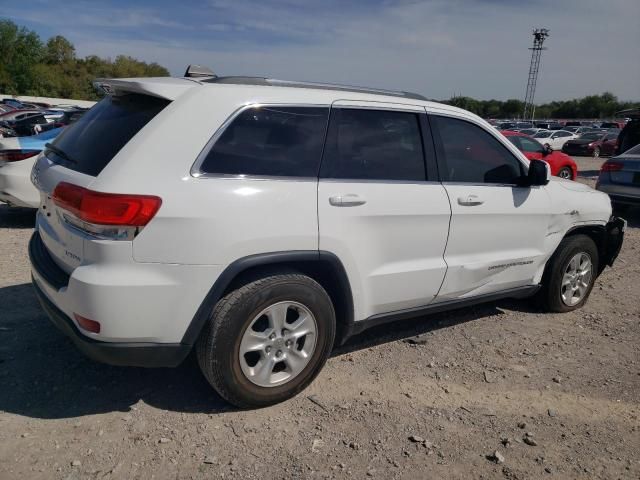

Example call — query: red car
[502,130,577,180]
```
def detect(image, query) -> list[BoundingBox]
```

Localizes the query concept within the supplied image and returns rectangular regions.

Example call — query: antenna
[522,28,549,121]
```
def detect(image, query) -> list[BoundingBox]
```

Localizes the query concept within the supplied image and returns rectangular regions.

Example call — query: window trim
[318,105,432,183]
[190,103,331,180]
[429,113,529,187]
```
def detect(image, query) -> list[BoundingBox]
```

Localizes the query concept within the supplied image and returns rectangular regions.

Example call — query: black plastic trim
[28,231,70,290]
[180,250,354,345]
[32,279,190,367]
[603,216,626,268]
[344,285,540,338]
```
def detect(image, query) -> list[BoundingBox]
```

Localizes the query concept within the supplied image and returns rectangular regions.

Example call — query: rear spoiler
[93,77,201,101]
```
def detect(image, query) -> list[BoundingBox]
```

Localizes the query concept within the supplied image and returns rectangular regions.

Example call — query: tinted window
[518,136,545,153]
[200,106,328,177]
[434,116,524,184]
[320,108,425,181]
[47,94,169,177]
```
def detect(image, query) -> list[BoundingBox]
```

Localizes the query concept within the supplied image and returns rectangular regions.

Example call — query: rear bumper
[0,159,40,208]
[32,279,190,367]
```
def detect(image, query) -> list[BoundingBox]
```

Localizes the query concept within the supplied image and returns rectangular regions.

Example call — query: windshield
[533,131,551,138]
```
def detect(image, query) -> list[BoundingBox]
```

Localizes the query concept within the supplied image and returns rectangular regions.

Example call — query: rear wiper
[45,143,77,164]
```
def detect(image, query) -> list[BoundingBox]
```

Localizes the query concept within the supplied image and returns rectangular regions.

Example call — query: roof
[201,76,428,101]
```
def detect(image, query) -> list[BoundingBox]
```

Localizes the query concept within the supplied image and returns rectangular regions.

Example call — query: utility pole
[523,28,549,121]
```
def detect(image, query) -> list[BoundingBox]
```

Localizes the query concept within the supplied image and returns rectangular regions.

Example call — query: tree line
[444,94,638,120]
[0,19,169,100]
[1,18,638,117]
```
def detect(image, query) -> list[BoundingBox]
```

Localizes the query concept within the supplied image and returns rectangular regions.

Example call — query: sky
[1,0,639,102]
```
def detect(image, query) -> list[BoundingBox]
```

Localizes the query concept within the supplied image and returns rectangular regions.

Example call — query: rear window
[47,94,169,176]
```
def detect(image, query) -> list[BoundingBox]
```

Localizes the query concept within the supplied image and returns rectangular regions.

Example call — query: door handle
[457,194,484,206]
[329,194,367,207]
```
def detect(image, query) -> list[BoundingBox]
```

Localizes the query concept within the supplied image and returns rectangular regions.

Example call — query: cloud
[2,0,638,101]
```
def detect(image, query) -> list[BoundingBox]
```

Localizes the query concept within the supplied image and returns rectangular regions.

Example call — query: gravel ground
[0,156,638,480]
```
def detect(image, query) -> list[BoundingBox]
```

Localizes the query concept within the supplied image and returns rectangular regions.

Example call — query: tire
[537,234,599,313]
[196,273,336,408]
[557,167,572,179]
[592,147,600,158]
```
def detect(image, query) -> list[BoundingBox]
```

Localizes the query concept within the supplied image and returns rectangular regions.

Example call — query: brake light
[600,162,623,172]
[0,149,40,162]
[52,182,162,227]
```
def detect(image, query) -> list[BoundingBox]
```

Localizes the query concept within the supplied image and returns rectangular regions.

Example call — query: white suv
[29,69,625,407]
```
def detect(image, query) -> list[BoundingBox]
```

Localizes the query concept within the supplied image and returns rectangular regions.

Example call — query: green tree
[0,19,44,94]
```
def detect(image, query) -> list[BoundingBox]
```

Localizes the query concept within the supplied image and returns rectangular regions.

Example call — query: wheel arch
[181,251,354,346]
[563,224,607,274]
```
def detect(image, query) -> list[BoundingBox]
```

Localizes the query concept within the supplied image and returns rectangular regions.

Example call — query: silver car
[596,143,640,208]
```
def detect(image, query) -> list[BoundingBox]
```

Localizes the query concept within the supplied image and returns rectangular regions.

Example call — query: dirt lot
[0,156,638,480]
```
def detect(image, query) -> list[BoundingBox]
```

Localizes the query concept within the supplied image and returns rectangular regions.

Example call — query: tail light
[600,162,623,172]
[52,182,162,240]
[0,149,40,162]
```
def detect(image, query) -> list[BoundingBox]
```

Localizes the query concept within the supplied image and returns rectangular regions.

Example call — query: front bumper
[601,216,626,271]
[32,280,190,367]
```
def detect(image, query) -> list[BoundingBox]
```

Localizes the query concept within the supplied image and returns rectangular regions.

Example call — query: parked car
[518,128,546,136]
[561,132,618,158]
[535,121,563,130]
[28,71,625,408]
[0,109,42,122]
[0,127,64,208]
[596,143,640,209]
[0,98,27,109]
[5,113,49,136]
[532,130,577,150]
[503,131,577,179]
[616,108,640,154]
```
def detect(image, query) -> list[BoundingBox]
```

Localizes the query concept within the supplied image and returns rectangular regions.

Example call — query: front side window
[433,115,524,184]
[200,106,329,177]
[320,108,425,181]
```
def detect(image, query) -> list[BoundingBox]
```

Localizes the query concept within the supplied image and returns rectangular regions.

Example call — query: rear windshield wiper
[45,143,77,164]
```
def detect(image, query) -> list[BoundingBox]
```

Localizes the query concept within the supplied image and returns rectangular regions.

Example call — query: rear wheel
[557,167,572,179]
[592,147,601,158]
[537,235,598,313]
[196,273,336,408]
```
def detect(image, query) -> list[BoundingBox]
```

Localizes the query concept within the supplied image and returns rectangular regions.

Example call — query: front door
[429,113,552,301]
[318,102,451,320]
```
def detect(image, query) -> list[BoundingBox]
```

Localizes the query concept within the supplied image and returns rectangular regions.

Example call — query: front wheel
[557,167,573,179]
[196,273,336,408]
[592,147,601,158]
[537,235,598,313]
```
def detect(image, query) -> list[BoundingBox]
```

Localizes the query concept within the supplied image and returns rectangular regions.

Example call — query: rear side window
[433,115,524,184]
[320,108,425,181]
[47,94,170,177]
[199,106,329,177]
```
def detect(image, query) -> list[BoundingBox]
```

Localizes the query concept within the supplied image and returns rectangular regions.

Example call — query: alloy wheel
[239,301,318,387]
[560,252,593,307]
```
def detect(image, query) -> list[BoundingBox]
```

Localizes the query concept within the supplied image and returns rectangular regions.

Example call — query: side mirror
[544,144,553,155]
[526,159,550,186]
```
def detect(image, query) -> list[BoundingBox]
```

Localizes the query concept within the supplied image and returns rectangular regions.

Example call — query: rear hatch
[32,78,195,274]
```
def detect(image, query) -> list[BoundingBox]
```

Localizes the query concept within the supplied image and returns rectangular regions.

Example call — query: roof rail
[184,64,217,78]
[201,75,426,101]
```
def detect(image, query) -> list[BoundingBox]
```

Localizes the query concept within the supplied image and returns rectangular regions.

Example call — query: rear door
[318,101,451,320]
[32,93,171,274]
[429,111,551,300]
